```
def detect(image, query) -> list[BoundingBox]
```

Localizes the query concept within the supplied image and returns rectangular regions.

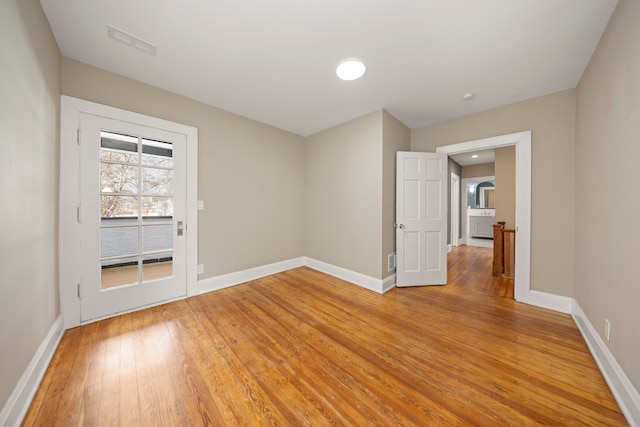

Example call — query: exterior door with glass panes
[79,113,187,321]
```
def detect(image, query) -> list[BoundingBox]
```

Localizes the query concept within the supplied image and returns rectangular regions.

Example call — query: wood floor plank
[448,245,514,298]
[163,300,258,426]
[117,312,142,427]
[264,269,548,425]
[223,278,409,425]
[217,295,356,425]
[51,323,98,427]
[131,305,185,426]
[21,326,83,426]
[76,317,110,426]
[189,293,289,425]
[24,246,627,426]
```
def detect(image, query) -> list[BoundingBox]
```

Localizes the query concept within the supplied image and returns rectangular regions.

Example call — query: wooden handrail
[493,222,515,278]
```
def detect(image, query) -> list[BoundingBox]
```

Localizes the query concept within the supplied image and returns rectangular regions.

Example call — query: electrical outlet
[604,319,611,342]
[197,264,204,275]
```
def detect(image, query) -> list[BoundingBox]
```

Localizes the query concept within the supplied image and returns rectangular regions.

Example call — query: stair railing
[492,222,515,278]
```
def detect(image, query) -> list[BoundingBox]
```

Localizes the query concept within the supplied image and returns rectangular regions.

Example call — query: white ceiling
[40,0,617,137]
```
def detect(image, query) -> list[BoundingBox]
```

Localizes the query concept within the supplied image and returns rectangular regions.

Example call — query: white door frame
[450,172,460,252]
[59,96,198,328]
[437,131,531,302]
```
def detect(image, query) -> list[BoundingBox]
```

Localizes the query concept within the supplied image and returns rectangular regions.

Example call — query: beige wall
[495,146,516,228]
[304,111,384,279]
[411,89,576,297]
[575,0,640,391]
[382,111,411,277]
[62,59,305,277]
[0,0,61,409]
[304,109,409,281]
[5,0,638,412]
[461,163,494,178]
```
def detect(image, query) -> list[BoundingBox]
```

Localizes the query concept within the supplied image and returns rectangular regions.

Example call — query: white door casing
[395,152,447,287]
[437,131,531,302]
[59,96,198,328]
[451,172,460,249]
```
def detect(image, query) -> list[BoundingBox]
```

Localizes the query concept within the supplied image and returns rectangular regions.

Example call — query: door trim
[450,172,460,252]
[60,96,198,328]
[437,131,531,302]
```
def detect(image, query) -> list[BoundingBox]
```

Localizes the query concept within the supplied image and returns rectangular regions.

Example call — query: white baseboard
[304,257,389,294]
[0,315,64,427]
[571,302,640,427]
[197,257,305,294]
[382,273,396,294]
[466,237,494,248]
[522,290,573,314]
[447,244,452,253]
[197,256,392,295]
[197,256,397,297]
[498,289,638,425]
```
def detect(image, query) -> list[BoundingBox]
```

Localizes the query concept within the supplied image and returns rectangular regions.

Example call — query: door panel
[404,231,420,272]
[80,113,187,321]
[425,232,442,271]
[396,152,447,287]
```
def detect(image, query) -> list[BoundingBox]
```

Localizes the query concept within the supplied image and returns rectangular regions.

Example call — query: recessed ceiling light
[336,59,366,81]
[472,154,479,158]
[463,92,475,101]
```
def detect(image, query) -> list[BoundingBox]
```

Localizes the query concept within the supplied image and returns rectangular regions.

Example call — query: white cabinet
[469,215,494,238]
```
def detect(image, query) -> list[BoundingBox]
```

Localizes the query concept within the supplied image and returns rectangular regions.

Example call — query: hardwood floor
[24,267,626,426]
[448,245,514,299]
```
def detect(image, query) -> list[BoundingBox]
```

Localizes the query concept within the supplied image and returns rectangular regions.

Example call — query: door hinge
[77,283,82,300]
[76,128,81,145]
[77,206,81,223]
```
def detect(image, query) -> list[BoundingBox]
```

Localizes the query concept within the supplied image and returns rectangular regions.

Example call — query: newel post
[492,221,505,277]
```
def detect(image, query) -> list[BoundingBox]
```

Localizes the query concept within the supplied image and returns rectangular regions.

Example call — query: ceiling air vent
[107,25,157,56]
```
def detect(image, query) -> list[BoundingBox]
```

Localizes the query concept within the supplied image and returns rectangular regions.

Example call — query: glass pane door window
[99,131,175,289]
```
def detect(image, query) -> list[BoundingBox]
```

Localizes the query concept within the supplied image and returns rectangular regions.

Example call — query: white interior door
[79,113,187,321]
[396,152,447,287]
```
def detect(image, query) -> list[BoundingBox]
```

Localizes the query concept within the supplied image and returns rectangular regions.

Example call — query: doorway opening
[460,175,496,249]
[436,131,531,302]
